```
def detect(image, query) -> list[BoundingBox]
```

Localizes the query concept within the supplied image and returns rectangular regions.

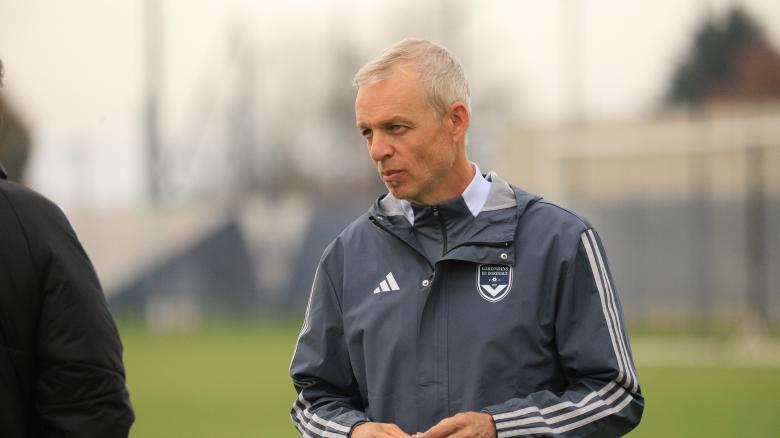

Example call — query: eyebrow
[356,117,414,130]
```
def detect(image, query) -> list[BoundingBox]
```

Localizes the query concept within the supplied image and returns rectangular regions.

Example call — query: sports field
[120,320,780,437]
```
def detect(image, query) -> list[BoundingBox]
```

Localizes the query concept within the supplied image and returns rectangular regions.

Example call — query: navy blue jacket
[290,172,643,437]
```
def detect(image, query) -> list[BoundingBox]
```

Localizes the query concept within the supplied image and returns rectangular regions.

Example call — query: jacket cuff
[348,420,369,437]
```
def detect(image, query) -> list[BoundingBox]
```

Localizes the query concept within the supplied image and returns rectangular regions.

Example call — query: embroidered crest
[476,264,513,303]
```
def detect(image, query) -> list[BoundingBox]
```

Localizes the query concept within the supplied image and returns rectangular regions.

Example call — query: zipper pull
[432,206,439,216]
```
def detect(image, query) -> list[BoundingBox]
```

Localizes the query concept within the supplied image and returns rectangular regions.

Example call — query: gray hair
[353,38,470,119]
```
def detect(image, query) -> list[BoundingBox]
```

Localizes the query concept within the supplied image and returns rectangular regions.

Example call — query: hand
[351,421,414,438]
[417,412,496,438]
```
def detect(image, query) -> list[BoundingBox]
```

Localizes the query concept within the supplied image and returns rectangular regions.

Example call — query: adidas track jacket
[290,172,643,437]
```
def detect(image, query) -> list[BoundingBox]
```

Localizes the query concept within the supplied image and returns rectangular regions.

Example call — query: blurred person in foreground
[289,39,643,438]
[0,59,134,437]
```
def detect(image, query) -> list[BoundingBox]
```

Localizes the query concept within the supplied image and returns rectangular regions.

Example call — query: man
[290,39,643,438]
[0,59,134,437]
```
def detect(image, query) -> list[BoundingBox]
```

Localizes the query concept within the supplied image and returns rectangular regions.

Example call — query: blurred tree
[0,94,31,182]
[666,6,780,106]
[319,37,384,195]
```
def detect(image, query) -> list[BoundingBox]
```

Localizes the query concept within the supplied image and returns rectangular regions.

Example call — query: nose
[368,131,394,162]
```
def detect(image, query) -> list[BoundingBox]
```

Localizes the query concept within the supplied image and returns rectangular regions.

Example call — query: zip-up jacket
[290,172,643,437]
[0,168,134,437]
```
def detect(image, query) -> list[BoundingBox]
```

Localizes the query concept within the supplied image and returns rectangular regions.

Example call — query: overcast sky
[2,0,780,208]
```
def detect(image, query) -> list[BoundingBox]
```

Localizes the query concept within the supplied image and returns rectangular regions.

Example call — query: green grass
[629,366,780,437]
[119,321,780,437]
[121,320,301,437]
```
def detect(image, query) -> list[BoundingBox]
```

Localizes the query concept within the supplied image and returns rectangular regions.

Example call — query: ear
[447,101,469,144]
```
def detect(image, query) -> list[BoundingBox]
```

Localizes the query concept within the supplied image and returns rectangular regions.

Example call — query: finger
[439,431,466,438]
[384,423,413,438]
[352,422,412,438]
[420,418,460,438]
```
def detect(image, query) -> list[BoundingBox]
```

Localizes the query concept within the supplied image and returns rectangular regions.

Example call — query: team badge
[476,264,513,303]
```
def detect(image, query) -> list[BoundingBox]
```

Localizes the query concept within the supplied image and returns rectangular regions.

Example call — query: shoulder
[322,211,374,257]
[0,180,78,263]
[0,180,69,232]
[525,197,592,231]
[314,210,372,264]
[486,172,590,236]
[510,186,595,251]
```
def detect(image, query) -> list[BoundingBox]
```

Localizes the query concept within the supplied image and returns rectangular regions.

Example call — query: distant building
[499,103,780,327]
[69,193,372,330]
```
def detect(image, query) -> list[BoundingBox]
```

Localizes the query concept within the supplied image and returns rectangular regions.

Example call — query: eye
[387,124,408,134]
[360,128,372,138]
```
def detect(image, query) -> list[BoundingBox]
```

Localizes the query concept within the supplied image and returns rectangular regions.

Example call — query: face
[355,67,468,205]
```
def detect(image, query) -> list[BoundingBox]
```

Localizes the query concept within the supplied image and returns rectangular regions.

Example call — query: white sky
[1,0,780,208]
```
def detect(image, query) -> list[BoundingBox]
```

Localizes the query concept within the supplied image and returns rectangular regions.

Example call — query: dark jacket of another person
[0,165,134,437]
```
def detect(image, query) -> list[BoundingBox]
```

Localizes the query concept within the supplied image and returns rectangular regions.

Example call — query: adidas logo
[373,272,400,294]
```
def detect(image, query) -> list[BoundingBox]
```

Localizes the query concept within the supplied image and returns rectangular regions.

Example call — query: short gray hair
[353,38,470,119]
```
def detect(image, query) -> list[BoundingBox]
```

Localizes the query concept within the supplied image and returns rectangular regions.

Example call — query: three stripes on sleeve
[492,229,640,437]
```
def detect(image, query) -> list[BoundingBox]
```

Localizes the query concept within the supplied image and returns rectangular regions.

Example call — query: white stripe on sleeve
[587,229,640,392]
[498,393,635,437]
[490,230,639,435]
[291,392,349,438]
[581,231,629,387]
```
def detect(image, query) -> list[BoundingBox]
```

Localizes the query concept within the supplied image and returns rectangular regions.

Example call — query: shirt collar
[399,162,490,225]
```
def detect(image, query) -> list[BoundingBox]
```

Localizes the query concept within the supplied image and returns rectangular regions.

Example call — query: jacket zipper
[432,206,448,256]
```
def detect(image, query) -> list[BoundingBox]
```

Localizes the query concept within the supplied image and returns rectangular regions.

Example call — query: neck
[417,157,474,206]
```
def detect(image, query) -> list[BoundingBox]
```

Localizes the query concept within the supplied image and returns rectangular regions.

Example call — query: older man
[290,39,643,438]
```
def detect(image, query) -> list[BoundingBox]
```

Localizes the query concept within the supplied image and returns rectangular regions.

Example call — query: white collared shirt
[399,162,490,225]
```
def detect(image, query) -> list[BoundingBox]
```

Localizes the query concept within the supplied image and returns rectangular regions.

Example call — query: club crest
[476,264,513,303]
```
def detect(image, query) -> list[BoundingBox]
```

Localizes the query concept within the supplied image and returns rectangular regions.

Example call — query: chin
[387,186,409,200]
[385,181,420,202]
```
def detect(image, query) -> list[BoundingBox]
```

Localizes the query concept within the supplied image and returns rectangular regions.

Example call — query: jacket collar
[0,162,7,180]
[370,171,541,265]
[396,162,491,225]
[374,171,527,219]
[376,170,519,218]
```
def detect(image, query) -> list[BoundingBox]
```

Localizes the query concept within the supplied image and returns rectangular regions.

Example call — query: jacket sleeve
[289,255,369,438]
[483,228,643,437]
[24,195,134,437]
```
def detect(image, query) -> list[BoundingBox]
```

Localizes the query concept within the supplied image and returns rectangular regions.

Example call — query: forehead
[355,68,430,125]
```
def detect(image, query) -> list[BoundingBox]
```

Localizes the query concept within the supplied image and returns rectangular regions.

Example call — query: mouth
[381,169,404,182]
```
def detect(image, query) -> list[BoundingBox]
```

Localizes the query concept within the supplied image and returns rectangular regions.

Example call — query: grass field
[120,320,780,437]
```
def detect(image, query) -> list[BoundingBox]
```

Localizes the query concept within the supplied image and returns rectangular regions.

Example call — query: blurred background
[1,0,779,436]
